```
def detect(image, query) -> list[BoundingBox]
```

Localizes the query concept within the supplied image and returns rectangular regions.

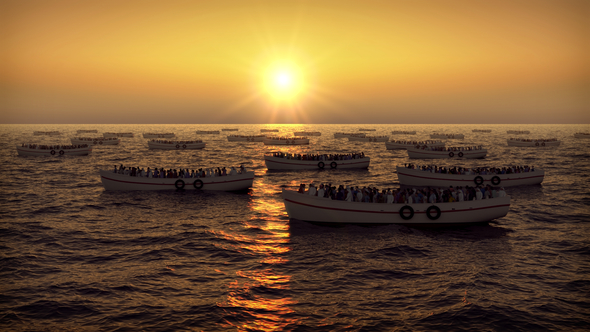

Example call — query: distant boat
[574,133,590,139]
[77,130,98,134]
[33,131,61,136]
[348,136,389,142]
[334,132,366,138]
[142,133,175,139]
[506,138,560,147]
[147,140,206,149]
[472,129,492,133]
[71,137,120,145]
[282,189,510,224]
[506,130,530,134]
[396,166,544,187]
[385,140,445,150]
[17,144,91,156]
[104,132,134,138]
[264,152,370,170]
[359,128,376,131]
[391,131,417,135]
[227,135,266,142]
[293,131,321,136]
[430,133,465,139]
[196,130,220,134]
[221,128,239,131]
[260,129,279,133]
[407,147,487,159]
[263,137,310,145]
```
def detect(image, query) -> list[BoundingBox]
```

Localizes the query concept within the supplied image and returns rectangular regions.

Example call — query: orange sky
[1,0,588,123]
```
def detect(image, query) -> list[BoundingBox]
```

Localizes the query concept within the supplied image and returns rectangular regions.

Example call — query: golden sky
[1,0,588,123]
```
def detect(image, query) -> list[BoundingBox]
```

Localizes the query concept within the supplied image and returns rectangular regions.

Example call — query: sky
[1,0,588,124]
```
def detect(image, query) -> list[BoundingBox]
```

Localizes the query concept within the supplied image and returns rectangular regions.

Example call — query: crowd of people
[228,134,265,138]
[297,183,507,203]
[269,152,365,161]
[113,164,246,178]
[404,164,536,174]
[150,139,203,144]
[508,138,558,142]
[144,133,174,135]
[21,143,88,149]
[391,131,417,134]
[74,137,118,141]
[391,140,442,145]
[265,136,308,140]
[415,146,484,151]
[431,133,463,138]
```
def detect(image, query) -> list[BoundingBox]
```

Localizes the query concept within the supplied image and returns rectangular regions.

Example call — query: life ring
[535,142,539,146]
[426,205,441,220]
[176,144,180,149]
[99,141,103,145]
[50,150,56,155]
[59,150,65,155]
[174,179,185,189]
[318,162,325,169]
[491,176,501,185]
[458,152,464,157]
[330,162,337,169]
[182,144,187,149]
[399,205,414,220]
[474,176,484,185]
[193,179,203,189]
[541,142,545,146]
[449,152,455,157]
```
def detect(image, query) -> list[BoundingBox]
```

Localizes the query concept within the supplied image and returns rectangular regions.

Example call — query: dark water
[1,124,589,331]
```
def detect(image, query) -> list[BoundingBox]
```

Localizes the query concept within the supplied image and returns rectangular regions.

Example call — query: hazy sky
[1,0,588,124]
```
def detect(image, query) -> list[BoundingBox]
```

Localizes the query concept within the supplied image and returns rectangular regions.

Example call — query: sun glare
[264,63,304,101]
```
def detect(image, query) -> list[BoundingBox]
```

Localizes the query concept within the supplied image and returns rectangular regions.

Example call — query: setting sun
[263,63,304,101]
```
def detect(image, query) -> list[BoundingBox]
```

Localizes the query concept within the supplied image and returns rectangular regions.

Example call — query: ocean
[1,124,589,331]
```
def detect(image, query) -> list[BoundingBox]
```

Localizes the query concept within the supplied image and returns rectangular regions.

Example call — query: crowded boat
[221,128,239,131]
[396,164,544,187]
[71,137,120,145]
[77,130,98,134]
[391,131,417,135]
[263,136,310,145]
[293,131,321,136]
[507,130,530,134]
[33,131,61,136]
[142,133,176,139]
[260,129,279,132]
[147,139,206,149]
[103,132,134,138]
[358,128,376,131]
[472,129,492,133]
[430,133,465,139]
[507,138,561,147]
[227,134,266,142]
[100,165,254,191]
[196,130,220,134]
[573,133,590,139]
[265,152,369,170]
[17,143,92,156]
[334,132,366,138]
[385,140,445,150]
[348,135,389,142]
[281,184,510,224]
[407,146,487,159]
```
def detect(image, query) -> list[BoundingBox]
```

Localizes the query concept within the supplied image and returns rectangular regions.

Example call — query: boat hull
[396,166,544,187]
[574,134,590,139]
[99,170,254,191]
[143,134,176,138]
[227,136,265,142]
[407,149,487,159]
[196,131,220,134]
[507,140,561,147]
[391,131,417,135]
[103,133,134,138]
[265,156,370,170]
[71,138,120,145]
[263,138,310,145]
[385,141,445,150]
[282,189,510,224]
[147,142,206,149]
[334,133,365,138]
[17,146,92,156]
[430,134,465,139]
[348,137,389,142]
[293,132,321,136]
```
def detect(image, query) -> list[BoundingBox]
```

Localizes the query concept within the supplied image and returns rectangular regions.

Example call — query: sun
[263,62,304,101]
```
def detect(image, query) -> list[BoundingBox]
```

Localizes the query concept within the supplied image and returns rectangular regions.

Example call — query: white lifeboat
[574,132,590,139]
[334,133,366,138]
[348,136,389,142]
[196,130,220,134]
[385,140,445,150]
[472,129,492,133]
[506,138,561,147]
[260,129,279,132]
[282,189,510,224]
[71,137,120,145]
[77,130,98,134]
[147,140,206,149]
[227,135,266,142]
[391,131,417,135]
[99,169,254,191]
[358,128,376,131]
[396,166,544,187]
[430,133,465,139]
[293,131,321,136]
[263,137,310,145]
[506,130,530,134]
[264,152,369,170]
[222,128,239,131]
[407,146,487,159]
[103,132,134,138]
[33,131,61,136]
[142,133,175,139]
[17,144,92,156]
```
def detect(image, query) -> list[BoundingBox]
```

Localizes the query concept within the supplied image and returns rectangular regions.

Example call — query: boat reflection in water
[216,178,299,330]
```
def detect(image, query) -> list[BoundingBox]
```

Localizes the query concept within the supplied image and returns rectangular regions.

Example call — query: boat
[472,129,492,133]
[359,128,376,131]
[385,140,445,150]
[430,133,465,139]
[573,133,590,139]
[507,138,561,147]
[222,128,239,131]
[396,165,544,187]
[77,130,98,134]
[281,189,510,224]
[334,132,366,138]
[99,169,254,191]
[196,130,220,134]
[391,131,417,135]
[264,152,369,170]
[142,133,175,139]
[227,135,266,142]
[33,131,61,136]
[147,140,206,149]
[71,137,120,145]
[407,146,487,159]
[103,132,134,138]
[348,136,389,142]
[293,131,321,136]
[17,144,92,156]
[506,130,530,134]
[260,129,279,133]
[263,137,310,145]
